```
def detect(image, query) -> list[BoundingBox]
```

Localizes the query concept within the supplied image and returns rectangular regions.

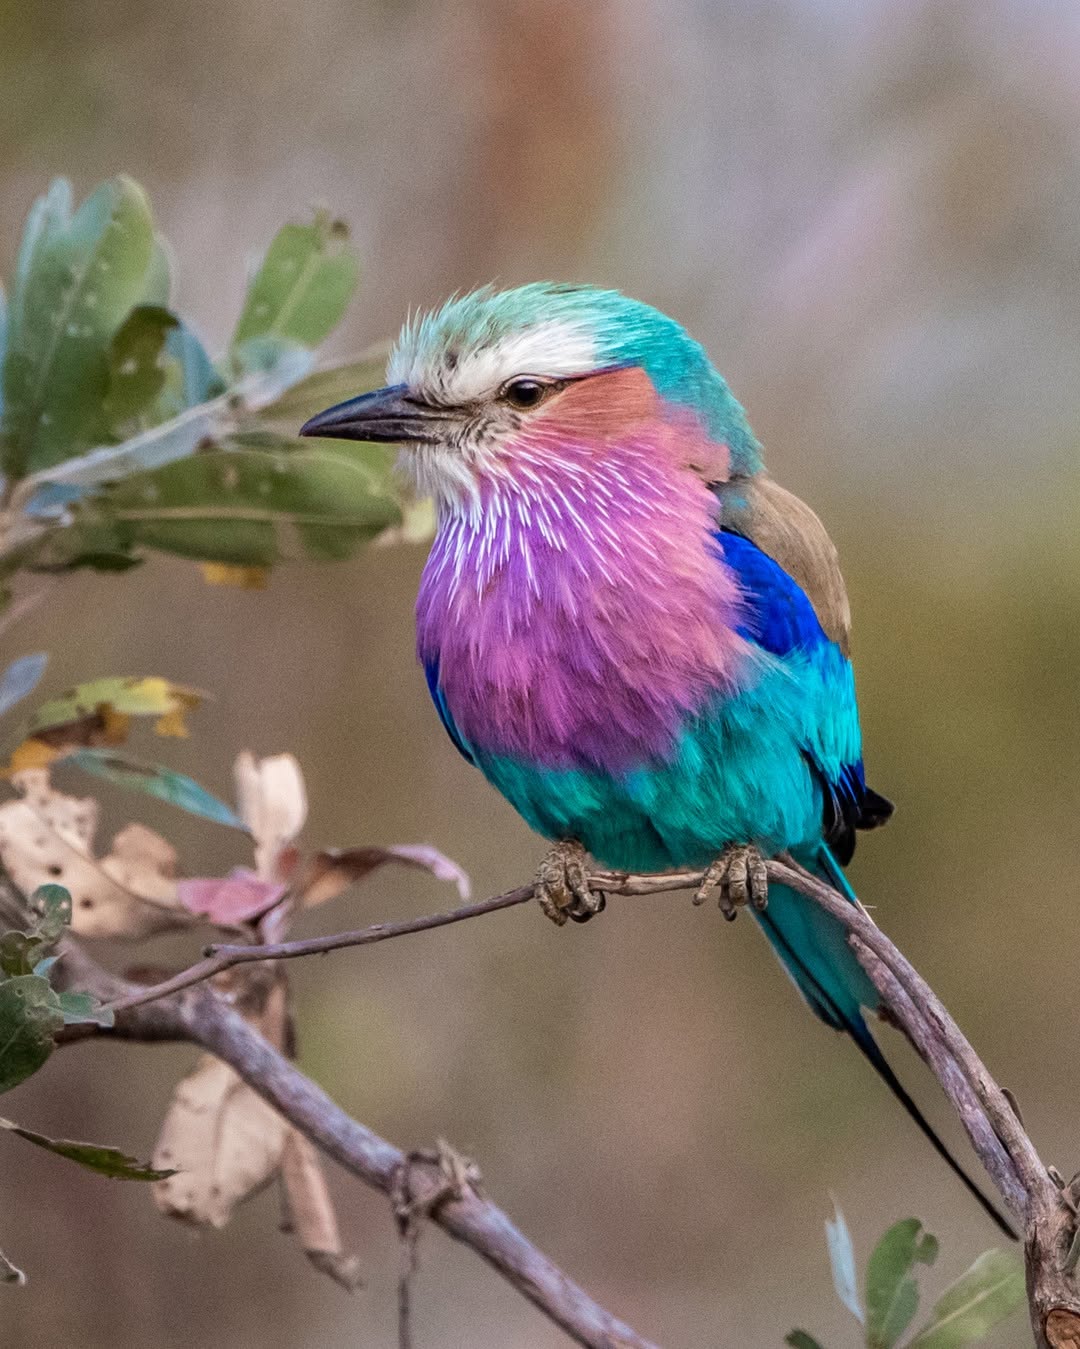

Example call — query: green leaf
[232,335,315,398]
[785,1334,826,1349]
[826,1202,864,1324]
[0,653,47,718]
[0,885,71,976]
[908,1250,1025,1348]
[0,1244,26,1286]
[231,210,359,355]
[62,747,244,828]
[2,177,157,475]
[255,350,389,437]
[0,976,63,1093]
[87,440,401,565]
[104,305,179,432]
[142,234,173,308]
[0,1116,172,1180]
[29,884,72,942]
[28,674,201,736]
[0,933,46,979]
[56,991,114,1028]
[158,320,224,415]
[865,1219,938,1349]
[21,400,218,498]
[5,180,72,372]
[1,179,71,474]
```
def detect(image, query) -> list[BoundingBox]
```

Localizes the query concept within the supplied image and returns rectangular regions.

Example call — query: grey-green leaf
[3,177,157,475]
[866,1219,939,1349]
[142,233,173,308]
[231,210,359,354]
[0,1116,172,1180]
[87,439,401,565]
[158,320,225,415]
[61,748,244,828]
[826,1203,864,1324]
[0,976,63,1094]
[56,990,114,1028]
[785,1333,826,1349]
[29,884,72,942]
[255,349,389,437]
[104,305,179,433]
[907,1250,1025,1348]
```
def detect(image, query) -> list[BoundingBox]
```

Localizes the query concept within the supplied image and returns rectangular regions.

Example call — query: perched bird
[301,283,1008,1233]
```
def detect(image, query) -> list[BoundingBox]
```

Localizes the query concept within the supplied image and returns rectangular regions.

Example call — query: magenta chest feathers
[415,447,747,774]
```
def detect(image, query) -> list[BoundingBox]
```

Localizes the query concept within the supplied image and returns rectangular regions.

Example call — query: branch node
[391,1138,482,1349]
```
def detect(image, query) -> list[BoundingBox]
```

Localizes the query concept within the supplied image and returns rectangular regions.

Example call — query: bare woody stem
[55,939,658,1349]
[64,859,1080,1348]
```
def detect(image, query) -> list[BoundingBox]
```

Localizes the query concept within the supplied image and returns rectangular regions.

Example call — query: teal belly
[475,668,826,871]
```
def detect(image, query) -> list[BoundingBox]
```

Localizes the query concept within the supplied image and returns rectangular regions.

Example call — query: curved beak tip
[295,384,440,445]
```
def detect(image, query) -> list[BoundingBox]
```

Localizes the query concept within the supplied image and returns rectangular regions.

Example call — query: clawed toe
[693,844,769,920]
[536,841,604,926]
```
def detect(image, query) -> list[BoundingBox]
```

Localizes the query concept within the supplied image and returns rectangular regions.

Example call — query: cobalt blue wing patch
[718,529,890,862]
[423,655,476,765]
[716,529,829,657]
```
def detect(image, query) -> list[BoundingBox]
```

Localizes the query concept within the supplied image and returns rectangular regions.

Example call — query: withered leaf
[0,772,192,940]
[233,751,307,880]
[152,1054,291,1228]
[280,1129,363,1292]
[299,844,470,909]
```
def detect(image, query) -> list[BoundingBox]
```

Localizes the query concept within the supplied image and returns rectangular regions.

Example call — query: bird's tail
[754,847,1015,1239]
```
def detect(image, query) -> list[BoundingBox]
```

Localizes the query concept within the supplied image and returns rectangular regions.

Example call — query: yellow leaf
[100,707,131,744]
[5,739,59,774]
[199,563,269,590]
[154,709,189,739]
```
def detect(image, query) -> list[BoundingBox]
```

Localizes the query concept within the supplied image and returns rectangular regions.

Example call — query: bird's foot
[693,844,769,921]
[535,840,606,926]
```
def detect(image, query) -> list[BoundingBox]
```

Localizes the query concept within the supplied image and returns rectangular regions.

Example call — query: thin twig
[55,856,1080,1347]
[103,887,536,1013]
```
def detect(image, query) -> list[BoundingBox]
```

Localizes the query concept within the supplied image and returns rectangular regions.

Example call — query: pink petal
[177,867,287,925]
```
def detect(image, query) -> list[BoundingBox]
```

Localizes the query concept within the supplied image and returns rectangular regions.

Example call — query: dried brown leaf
[300,844,470,909]
[153,979,292,1228]
[0,773,191,939]
[280,1129,363,1292]
[233,752,307,880]
[152,1054,291,1227]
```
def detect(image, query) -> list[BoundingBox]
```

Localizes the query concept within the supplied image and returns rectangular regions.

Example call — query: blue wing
[718,529,891,861]
[423,653,476,765]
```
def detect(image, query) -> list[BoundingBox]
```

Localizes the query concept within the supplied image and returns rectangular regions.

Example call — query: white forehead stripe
[388,319,599,405]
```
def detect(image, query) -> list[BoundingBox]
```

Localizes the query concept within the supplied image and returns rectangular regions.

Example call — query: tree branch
[57,942,658,1349]
[59,857,1080,1347]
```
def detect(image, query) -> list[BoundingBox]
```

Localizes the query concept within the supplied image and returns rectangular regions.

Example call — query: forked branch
[57,858,1080,1348]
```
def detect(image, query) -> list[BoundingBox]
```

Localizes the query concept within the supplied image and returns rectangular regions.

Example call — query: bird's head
[300,283,762,509]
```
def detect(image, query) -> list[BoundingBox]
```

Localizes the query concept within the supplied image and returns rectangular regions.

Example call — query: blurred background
[2,0,1079,1344]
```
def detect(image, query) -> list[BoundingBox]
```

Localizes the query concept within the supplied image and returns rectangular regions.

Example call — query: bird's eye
[501,377,550,410]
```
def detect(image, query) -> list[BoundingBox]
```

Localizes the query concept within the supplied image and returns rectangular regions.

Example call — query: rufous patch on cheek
[661,401,731,483]
[538,366,660,442]
[534,367,731,482]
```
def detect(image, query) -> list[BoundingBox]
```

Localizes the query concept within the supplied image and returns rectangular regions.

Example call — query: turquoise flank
[470,644,859,872]
[468,639,878,1027]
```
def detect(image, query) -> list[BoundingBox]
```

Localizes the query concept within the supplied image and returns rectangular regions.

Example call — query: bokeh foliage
[0,177,402,594]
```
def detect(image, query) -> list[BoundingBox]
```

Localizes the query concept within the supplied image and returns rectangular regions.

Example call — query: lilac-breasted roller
[301,283,1009,1233]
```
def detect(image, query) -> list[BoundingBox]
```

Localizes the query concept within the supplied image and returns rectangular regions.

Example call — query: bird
[300,282,1011,1235]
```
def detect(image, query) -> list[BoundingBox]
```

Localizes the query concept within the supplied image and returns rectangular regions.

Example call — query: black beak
[298,384,456,444]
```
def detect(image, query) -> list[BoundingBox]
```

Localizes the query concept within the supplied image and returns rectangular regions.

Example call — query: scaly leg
[535,840,606,926]
[693,843,769,921]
